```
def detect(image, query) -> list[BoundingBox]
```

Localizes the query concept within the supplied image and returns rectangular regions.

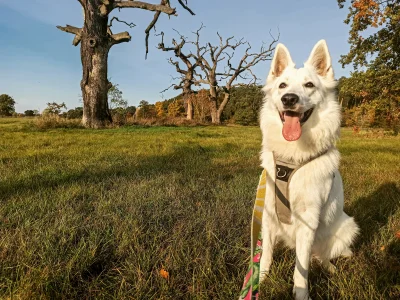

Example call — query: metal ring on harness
[276,167,287,178]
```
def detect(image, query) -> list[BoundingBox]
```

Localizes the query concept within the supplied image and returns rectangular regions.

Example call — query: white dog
[258,40,359,300]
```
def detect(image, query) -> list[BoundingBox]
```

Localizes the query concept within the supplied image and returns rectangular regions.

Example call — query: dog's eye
[305,82,314,88]
[279,83,287,89]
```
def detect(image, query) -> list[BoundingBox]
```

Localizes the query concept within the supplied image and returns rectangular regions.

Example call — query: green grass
[0,118,399,299]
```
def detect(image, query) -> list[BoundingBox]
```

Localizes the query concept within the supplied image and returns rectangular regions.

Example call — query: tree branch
[77,0,84,8]
[113,0,176,15]
[56,25,83,46]
[110,31,132,45]
[145,10,162,58]
[177,0,195,15]
[109,16,136,28]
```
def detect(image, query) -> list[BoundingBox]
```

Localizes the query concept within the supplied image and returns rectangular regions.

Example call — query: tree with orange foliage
[338,0,399,69]
[155,101,166,117]
[167,100,184,118]
[337,1,400,133]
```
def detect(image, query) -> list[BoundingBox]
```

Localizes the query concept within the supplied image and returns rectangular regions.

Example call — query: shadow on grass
[1,142,256,201]
[1,142,260,298]
[347,182,400,296]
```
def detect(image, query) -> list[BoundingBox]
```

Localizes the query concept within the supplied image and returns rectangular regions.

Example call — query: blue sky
[0,0,352,113]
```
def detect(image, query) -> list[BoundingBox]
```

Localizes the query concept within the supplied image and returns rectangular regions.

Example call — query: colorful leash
[239,169,267,300]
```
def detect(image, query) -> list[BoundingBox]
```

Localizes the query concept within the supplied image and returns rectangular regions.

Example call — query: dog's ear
[267,43,294,82]
[306,40,334,80]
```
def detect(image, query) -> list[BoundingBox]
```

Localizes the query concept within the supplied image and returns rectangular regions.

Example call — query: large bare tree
[159,25,278,124]
[57,0,194,128]
[193,26,278,124]
[157,31,205,120]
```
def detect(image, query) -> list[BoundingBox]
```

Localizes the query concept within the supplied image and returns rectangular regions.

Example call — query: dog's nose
[281,93,299,107]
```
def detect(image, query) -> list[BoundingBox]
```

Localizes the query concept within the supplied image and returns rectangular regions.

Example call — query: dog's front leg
[259,221,276,282]
[293,218,317,300]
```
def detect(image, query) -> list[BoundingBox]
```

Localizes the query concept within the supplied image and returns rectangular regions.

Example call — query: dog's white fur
[259,40,359,300]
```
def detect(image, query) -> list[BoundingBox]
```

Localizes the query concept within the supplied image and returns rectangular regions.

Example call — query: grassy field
[0,118,399,299]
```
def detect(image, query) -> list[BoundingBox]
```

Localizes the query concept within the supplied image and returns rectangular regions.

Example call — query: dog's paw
[293,286,311,300]
[322,261,337,274]
[341,247,353,258]
[259,270,268,283]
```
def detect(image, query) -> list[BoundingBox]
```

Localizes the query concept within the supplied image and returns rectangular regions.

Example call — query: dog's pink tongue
[282,112,301,141]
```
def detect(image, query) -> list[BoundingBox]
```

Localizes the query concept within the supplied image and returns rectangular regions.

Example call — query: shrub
[33,114,83,129]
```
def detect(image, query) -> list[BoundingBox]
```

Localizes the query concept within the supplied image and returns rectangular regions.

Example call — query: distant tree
[155,101,166,117]
[24,110,35,117]
[136,100,156,118]
[223,85,264,125]
[57,0,194,128]
[339,70,400,131]
[43,102,67,115]
[67,107,84,119]
[167,100,184,117]
[0,94,16,116]
[126,106,136,115]
[108,83,127,111]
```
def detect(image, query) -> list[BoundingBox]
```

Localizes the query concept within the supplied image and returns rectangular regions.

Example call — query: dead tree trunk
[209,80,219,124]
[80,0,112,128]
[57,0,194,128]
[183,82,194,120]
[186,96,194,120]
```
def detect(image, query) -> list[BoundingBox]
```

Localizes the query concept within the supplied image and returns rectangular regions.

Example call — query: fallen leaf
[159,268,169,279]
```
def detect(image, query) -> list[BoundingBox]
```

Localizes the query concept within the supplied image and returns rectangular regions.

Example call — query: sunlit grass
[0,119,399,299]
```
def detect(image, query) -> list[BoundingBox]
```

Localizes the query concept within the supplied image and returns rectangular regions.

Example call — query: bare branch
[110,31,132,45]
[56,25,82,46]
[56,25,81,35]
[145,10,162,59]
[177,0,195,15]
[109,16,136,28]
[160,83,181,93]
[113,0,176,15]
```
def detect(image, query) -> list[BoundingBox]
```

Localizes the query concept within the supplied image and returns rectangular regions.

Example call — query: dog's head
[262,40,338,142]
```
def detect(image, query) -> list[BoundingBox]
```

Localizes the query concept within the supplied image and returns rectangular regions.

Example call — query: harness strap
[274,159,301,224]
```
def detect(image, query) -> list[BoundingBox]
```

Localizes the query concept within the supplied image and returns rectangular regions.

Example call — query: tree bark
[183,84,194,120]
[186,97,194,120]
[209,80,220,124]
[216,92,230,123]
[80,0,113,128]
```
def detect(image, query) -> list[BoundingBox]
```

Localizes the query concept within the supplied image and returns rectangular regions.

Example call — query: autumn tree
[57,0,194,128]
[155,101,166,117]
[337,0,399,69]
[338,0,400,132]
[167,100,184,117]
